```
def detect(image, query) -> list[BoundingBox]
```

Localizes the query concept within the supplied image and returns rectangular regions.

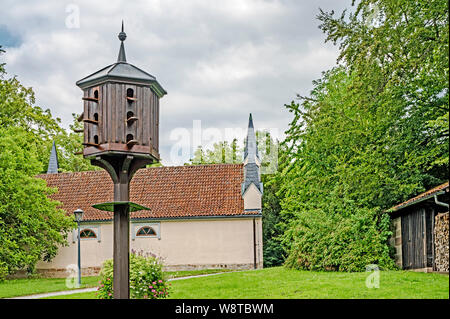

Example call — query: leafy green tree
[0,47,64,170]
[261,141,287,267]
[0,51,74,278]
[278,0,448,272]
[318,0,449,188]
[189,139,242,165]
[0,126,74,279]
[54,113,100,172]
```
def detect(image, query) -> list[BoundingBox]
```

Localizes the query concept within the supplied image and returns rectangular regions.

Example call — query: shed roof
[37,164,260,221]
[389,182,449,213]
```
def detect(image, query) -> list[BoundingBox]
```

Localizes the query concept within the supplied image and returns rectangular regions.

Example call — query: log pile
[434,212,449,272]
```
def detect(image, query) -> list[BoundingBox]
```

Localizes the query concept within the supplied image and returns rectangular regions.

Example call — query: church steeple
[242,114,262,199]
[47,141,59,174]
[243,113,260,164]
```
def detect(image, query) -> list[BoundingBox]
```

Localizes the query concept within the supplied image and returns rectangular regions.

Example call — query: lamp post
[73,208,84,287]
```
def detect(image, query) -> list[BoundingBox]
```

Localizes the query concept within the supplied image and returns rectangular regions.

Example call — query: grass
[165,268,236,279]
[40,267,449,299]
[43,291,98,299]
[166,267,449,299]
[0,276,101,298]
[0,269,236,298]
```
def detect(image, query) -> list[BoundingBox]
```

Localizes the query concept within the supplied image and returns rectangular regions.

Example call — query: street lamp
[73,208,84,287]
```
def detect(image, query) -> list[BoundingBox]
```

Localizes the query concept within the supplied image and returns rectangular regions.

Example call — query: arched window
[93,90,99,99]
[80,229,97,239]
[127,88,134,98]
[136,226,156,237]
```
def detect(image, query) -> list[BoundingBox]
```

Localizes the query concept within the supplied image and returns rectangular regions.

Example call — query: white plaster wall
[36,217,263,271]
[243,183,262,210]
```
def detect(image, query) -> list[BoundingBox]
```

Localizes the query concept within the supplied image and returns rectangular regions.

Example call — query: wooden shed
[389,182,449,272]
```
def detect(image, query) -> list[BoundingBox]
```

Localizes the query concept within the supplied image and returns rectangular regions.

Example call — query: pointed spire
[244,113,259,163]
[117,20,127,63]
[242,114,262,196]
[47,141,59,174]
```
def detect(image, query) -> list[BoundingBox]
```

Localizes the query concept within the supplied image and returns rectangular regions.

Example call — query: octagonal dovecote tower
[76,23,166,161]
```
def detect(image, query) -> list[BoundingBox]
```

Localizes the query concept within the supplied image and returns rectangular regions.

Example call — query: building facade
[35,116,264,277]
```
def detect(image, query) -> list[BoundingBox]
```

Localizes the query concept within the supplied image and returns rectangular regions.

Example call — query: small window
[127,88,134,98]
[127,111,134,119]
[93,113,99,121]
[136,226,156,237]
[93,135,99,144]
[94,90,99,99]
[126,134,134,143]
[80,229,97,239]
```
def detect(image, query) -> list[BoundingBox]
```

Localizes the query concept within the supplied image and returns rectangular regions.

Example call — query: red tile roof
[390,182,449,213]
[37,164,259,221]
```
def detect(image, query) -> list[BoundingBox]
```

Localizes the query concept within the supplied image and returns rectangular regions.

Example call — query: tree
[54,113,100,172]
[317,0,449,188]
[189,139,242,165]
[0,126,74,279]
[261,139,287,267]
[0,50,74,278]
[278,0,448,272]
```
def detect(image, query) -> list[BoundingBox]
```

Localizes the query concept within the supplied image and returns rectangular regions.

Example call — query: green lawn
[0,276,101,298]
[0,269,236,299]
[42,267,449,299]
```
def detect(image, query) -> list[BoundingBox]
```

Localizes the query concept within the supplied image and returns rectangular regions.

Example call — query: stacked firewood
[434,212,449,272]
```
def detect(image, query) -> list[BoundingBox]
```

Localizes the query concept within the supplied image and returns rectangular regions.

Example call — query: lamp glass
[74,209,84,223]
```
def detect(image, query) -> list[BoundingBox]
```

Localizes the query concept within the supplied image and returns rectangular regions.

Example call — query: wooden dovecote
[75,24,166,161]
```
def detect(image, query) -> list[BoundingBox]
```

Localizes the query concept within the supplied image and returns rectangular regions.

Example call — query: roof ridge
[36,163,244,178]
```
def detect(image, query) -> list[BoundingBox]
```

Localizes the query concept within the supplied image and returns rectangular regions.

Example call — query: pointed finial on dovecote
[117,20,127,62]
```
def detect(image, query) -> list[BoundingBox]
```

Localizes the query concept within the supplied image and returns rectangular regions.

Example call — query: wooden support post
[91,155,152,299]
[113,202,130,299]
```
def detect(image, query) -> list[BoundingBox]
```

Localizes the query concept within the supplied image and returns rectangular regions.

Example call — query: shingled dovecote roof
[75,22,167,98]
[37,164,260,221]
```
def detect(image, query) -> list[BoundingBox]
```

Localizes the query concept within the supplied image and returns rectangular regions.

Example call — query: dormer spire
[242,114,262,197]
[243,113,259,163]
[47,141,59,174]
[117,20,127,63]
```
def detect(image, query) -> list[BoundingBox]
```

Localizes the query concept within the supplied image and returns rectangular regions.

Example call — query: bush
[282,200,397,272]
[96,251,171,299]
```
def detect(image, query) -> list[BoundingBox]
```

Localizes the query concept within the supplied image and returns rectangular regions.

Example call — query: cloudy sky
[0,0,349,165]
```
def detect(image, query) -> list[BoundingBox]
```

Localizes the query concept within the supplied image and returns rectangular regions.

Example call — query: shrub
[96,251,171,299]
[282,200,397,272]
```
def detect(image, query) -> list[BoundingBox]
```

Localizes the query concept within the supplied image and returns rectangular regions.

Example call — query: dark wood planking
[108,83,113,144]
[82,81,160,160]
[83,90,88,145]
[149,87,153,146]
[155,94,159,151]
[135,86,146,145]
[141,85,146,145]
[120,83,125,144]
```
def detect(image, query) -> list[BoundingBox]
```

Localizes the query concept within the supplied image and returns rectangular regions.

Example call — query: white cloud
[0,0,349,165]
